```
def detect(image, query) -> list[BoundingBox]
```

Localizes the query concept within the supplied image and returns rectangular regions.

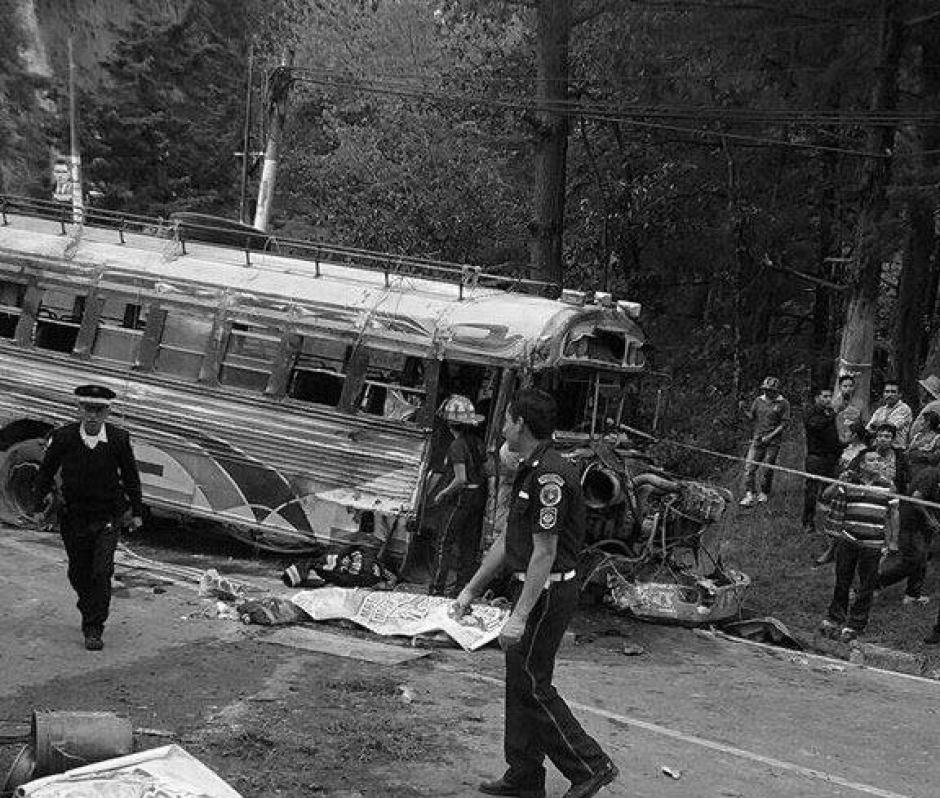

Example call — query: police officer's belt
[513,569,576,589]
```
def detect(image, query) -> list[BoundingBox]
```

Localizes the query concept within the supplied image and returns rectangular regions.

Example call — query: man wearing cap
[451,388,618,798]
[866,378,912,448]
[33,384,143,651]
[739,376,790,507]
[911,374,940,439]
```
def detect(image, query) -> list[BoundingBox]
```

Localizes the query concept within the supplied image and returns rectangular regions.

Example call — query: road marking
[709,629,940,688]
[462,670,913,798]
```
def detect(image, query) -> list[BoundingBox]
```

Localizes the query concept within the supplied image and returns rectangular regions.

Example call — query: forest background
[3,0,940,480]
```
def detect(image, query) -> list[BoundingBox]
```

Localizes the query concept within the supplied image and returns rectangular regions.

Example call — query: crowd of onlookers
[739,372,940,645]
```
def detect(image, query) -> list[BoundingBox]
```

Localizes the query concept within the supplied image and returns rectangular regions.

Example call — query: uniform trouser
[827,541,881,632]
[60,513,120,635]
[802,455,837,527]
[503,579,609,789]
[429,491,485,595]
[879,523,929,598]
[743,440,780,495]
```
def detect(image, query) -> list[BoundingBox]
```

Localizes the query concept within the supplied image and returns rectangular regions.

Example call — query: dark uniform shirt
[804,403,841,458]
[34,422,143,520]
[443,432,485,489]
[505,442,585,573]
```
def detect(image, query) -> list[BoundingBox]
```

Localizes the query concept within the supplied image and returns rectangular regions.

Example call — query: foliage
[12,0,940,470]
[74,0,251,214]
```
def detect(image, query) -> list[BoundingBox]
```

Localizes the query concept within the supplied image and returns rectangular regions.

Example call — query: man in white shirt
[866,378,912,448]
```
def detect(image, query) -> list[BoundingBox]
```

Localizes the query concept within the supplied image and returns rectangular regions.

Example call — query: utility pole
[238,42,254,224]
[67,36,84,224]
[253,49,294,232]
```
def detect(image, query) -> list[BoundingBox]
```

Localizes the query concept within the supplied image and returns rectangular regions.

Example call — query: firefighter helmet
[437,394,484,426]
[760,376,781,391]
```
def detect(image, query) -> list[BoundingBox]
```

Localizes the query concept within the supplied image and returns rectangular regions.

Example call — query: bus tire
[0,437,47,526]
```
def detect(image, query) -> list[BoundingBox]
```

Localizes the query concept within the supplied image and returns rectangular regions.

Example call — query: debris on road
[661,765,682,779]
[291,587,509,651]
[15,744,241,797]
[621,642,646,656]
[198,569,246,601]
[720,617,803,650]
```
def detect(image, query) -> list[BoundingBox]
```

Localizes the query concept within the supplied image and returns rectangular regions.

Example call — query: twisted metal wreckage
[0,197,748,624]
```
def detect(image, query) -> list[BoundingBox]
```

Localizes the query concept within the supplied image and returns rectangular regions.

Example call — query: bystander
[802,385,840,535]
[866,378,912,448]
[739,376,790,507]
[879,465,939,606]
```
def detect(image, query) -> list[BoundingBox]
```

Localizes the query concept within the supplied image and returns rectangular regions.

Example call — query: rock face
[25,0,188,85]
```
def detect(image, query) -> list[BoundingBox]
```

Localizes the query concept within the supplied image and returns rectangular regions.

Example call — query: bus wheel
[0,438,47,526]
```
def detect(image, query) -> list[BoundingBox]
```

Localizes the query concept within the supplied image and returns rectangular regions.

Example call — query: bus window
[287,337,350,407]
[540,368,632,435]
[35,288,86,353]
[91,297,148,364]
[154,312,213,381]
[0,280,25,339]
[219,322,280,391]
[358,350,426,423]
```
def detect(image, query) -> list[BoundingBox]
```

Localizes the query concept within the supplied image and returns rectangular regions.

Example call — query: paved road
[1,525,937,798]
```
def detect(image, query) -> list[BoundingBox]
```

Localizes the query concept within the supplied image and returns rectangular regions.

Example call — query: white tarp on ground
[290,587,509,651]
[16,744,242,798]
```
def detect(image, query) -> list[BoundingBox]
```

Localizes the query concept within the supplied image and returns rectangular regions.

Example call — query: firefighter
[427,394,487,597]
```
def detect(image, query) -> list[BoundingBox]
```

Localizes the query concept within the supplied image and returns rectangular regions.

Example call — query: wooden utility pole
[67,36,84,224]
[528,0,571,291]
[253,50,294,232]
[834,0,903,412]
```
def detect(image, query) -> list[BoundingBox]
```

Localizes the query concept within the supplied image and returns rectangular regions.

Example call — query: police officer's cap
[74,384,116,406]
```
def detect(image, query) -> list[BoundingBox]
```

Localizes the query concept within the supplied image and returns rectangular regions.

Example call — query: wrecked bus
[0,196,647,572]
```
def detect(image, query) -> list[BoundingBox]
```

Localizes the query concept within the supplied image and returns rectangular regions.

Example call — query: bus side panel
[0,350,429,563]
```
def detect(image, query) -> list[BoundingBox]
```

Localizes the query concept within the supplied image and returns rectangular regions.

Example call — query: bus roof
[0,207,645,371]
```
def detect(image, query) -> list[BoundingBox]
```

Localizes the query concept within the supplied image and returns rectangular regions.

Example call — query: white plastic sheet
[290,587,509,651]
[16,744,241,798]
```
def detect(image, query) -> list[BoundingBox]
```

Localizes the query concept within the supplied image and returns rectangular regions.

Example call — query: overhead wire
[290,72,919,158]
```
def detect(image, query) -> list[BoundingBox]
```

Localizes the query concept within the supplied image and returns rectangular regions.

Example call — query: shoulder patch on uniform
[538,506,558,530]
[537,472,564,486]
[539,483,562,507]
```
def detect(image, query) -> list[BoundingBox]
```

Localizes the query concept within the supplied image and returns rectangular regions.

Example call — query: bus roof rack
[0,194,559,297]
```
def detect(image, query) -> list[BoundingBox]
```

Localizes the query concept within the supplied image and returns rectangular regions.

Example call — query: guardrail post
[118,218,126,244]
[244,235,251,266]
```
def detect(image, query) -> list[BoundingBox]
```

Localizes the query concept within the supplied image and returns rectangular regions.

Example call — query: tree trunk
[901,28,940,403]
[528,0,570,290]
[811,150,836,357]
[896,198,937,400]
[835,0,904,415]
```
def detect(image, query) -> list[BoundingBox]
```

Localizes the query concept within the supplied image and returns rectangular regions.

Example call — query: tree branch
[762,254,848,291]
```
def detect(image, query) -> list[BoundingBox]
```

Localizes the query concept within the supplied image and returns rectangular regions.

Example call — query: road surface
[0,524,937,797]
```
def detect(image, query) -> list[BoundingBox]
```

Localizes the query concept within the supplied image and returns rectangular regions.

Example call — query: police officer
[33,384,143,651]
[452,388,617,798]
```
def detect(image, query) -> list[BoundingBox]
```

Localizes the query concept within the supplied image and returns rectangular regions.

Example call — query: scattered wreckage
[561,433,748,625]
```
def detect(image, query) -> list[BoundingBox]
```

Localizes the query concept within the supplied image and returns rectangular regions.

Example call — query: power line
[290,71,934,158]
[291,67,940,126]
